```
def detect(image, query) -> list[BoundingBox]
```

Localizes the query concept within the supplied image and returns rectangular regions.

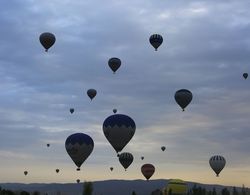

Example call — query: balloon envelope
[47,144,50,147]
[65,133,94,170]
[149,34,163,51]
[77,179,80,183]
[87,89,97,100]
[141,164,155,180]
[161,146,166,151]
[108,58,121,73]
[24,171,28,176]
[113,109,117,114]
[119,152,134,170]
[103,114,136,153]
[70,108,74,114]
[110,167,114,171]
[56,169,59,173]
[175,89,193,111]
[209,155,226,177]
[243,73,248,79]
[141,156,144,160]
[39,32,56,52]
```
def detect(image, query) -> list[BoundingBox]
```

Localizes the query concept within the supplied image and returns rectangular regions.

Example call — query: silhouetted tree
[132,191,137,195]
[233,187,238,195]
[83,181,93,195]
[32,191,40,195]
[20,191,30,195]
[221,188,230,195]
[212,188,217,195]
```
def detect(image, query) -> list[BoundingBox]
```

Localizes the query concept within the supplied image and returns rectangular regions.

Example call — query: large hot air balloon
[24,171,28,176]
[119,152,134,171]
[149,34,163,51]
[103,114,136,155]
[141,156,144,160]
[161,146,166,151]
[243,73,248,79]
[110,167,114,171]
[65,133,94,171]
[175,89,193,111]
[163,179,188,195]
[108,58,121,73]
[70,108,74,114]
[113,109,117,114]
[39,32,56,52]
[209,155,226,177]
[87,89,97,100]
[141,164,155,180]
[56,169,60,173]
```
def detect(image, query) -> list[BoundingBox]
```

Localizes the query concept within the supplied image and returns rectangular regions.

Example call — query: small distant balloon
[209,155,226,177]
[76,179,80,183]
[113,109,117,114]
[175,89,193,111]
[47,144,50,147]
[149,34,163,51]
[161,146,166,151]
[110,167,114,171]
[108,58,121,73]
[87,89,97,100]
[141,156,144,160]
[243,73,248,79]
[39,32,56,52]
[70,108,74,114]
[56,169,59,173]
[24,171,28,176]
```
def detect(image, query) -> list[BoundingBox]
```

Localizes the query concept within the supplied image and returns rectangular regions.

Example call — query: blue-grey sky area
[0,0,250,186]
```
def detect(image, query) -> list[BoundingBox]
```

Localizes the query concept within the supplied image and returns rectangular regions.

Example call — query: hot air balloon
[39,32,56,52]
[24,171,28,176]
[76,179,80,183]
[65,133,94,171]
[108,58,121,73]
[149,34,163,51]
[209,155,226,177]
[103,114,136,155]
[110,167,114,171]
[141,156,144,160]
[161,146,166,151]
[87,89,97,100]
[243,73,248,79]
[56,169,60,173]
[119,152,134,171]
[164,179,188,195]
[175,89,193,111]
[141,164,155,180]
[47,144,50,147]
[70,108,74,114]
[113,109,117,114]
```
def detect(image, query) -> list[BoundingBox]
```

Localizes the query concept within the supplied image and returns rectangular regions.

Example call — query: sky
[0,0,250,187]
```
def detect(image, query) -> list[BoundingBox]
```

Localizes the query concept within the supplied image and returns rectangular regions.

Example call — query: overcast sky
[0,0,250,187]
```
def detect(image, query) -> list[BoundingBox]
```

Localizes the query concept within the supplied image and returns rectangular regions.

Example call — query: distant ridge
[0,179,244,195]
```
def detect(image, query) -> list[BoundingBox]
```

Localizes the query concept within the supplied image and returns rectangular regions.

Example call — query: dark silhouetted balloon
[103,114,136,154]
[56,169,59,173]
[149,34,163,51]
[113,109,117,114]
[70,108,74,114]
[39,32,56,52]
[47,144,50,147]
[108,58,121,73]
[141,164,155,180]
[243,73,248,79]
[87,89,97,100]
[141,156,144,160]
[119,152,134,171]
[24,171,28,176]
[65,133,94,171]
[209,155,226,177]
[110,167,114,171]
[76,179,80,183]
[175,89,193,111]
[161,146,166,151]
